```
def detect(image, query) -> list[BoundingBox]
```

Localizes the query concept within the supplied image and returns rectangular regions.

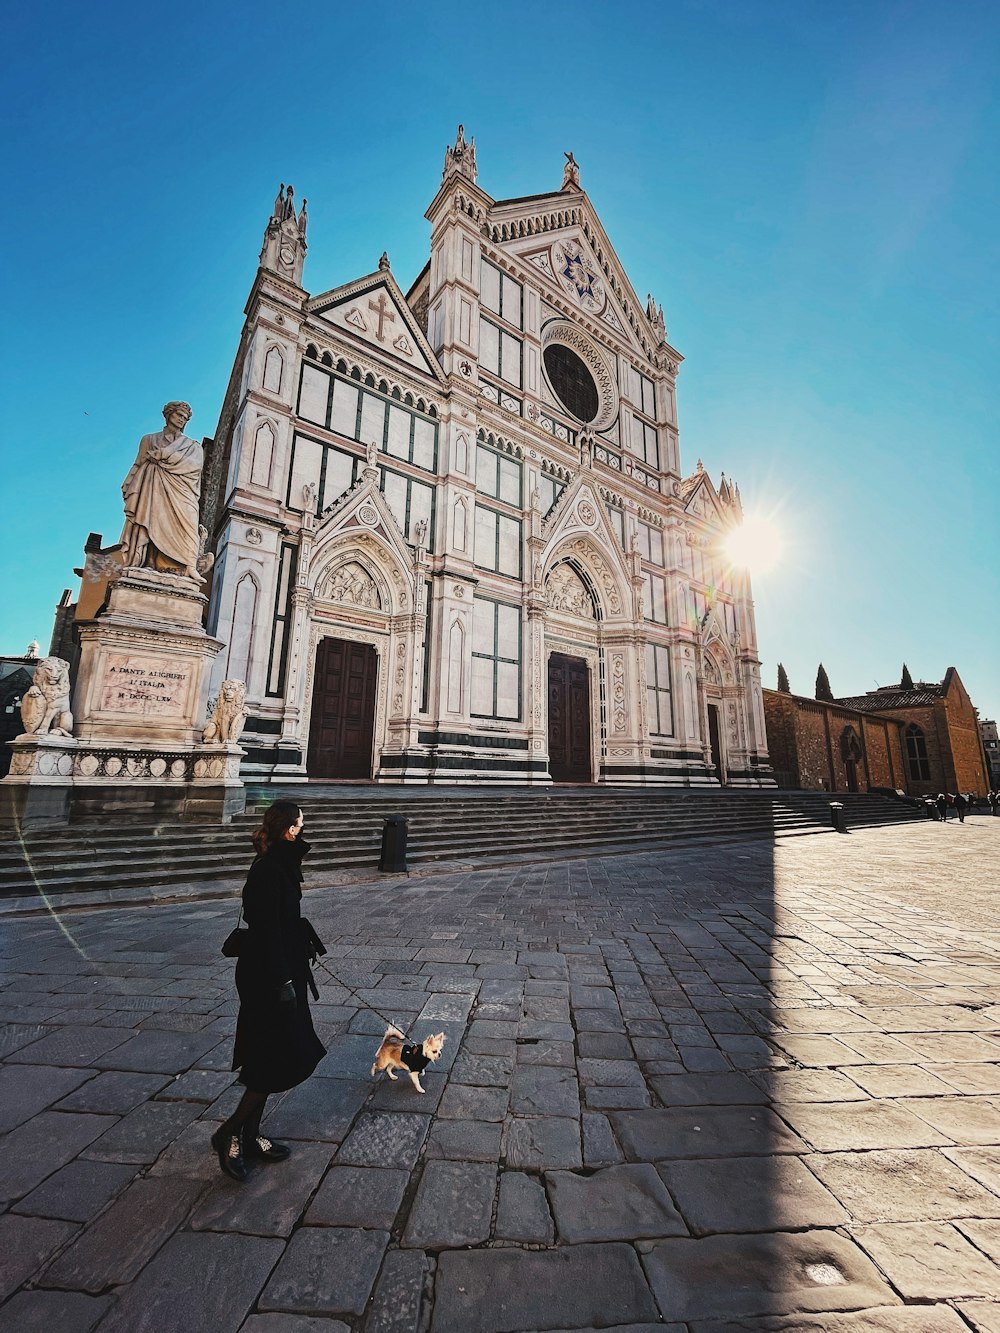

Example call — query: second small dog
[370,1025,446,1094]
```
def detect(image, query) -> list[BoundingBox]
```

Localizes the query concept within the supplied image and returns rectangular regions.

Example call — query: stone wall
[762,689,906,794]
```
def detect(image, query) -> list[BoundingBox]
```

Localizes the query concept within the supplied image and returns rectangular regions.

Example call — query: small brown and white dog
[370,1024,446,1094]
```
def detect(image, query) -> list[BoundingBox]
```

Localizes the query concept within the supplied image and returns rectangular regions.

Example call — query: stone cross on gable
[368,291,396,343]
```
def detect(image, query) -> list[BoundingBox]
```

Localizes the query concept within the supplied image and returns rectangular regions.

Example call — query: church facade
[200,132,772,786]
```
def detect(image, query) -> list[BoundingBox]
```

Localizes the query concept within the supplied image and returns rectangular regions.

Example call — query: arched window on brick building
[906,724,930,780]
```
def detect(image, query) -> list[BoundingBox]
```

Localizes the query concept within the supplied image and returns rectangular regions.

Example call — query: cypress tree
[777,663,790,693]
[815,663,834,702]
[900,663,914,690]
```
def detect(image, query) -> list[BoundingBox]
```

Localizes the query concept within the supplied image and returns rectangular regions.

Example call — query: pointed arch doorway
[548,652,592,782]
[307,637,377,779]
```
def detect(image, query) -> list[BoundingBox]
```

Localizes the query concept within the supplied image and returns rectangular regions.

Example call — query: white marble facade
[201,137,772,786]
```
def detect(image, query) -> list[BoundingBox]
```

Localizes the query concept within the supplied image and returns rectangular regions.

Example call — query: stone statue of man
[121,401,203,578]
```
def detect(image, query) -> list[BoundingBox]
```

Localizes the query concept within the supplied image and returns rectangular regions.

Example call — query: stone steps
[0,788,923,898]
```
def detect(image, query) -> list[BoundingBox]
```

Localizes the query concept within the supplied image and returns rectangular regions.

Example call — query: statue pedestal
[1,736,246,829]
[2,571,246,830]
[73,568,221,746]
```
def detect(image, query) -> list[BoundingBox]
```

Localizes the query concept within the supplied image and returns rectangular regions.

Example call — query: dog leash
[310,953,408,1037]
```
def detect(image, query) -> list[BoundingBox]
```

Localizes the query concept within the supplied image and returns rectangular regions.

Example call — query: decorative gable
[308,272,442,381]
[494,193,668,361]
[684,475,726,526]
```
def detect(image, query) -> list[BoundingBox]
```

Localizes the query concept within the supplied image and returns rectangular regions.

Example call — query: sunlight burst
[722,513,784,573]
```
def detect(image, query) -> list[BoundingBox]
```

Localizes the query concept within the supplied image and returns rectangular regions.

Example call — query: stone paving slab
[958,1302,1000,1332]
[0,1111,115,1206]
[12,1159,139,1223]
[363,1248,429,1333]
[0,1213,78,1302]
[306,1165,409,1230]
[431,1244,660,1333]
[686,1306,970,1331]
[98,1230,284,1333]
[547,1162,686,1241]
[0,1063,94,1133]
[40,1176,204,1291]
[806,1148,1000,1221]
[612,1105,807,1160]
[852,1220,1000,1299]
[659,1154,849,1235]
[772,1099,953,1151]
[259,1227,389,1317]
[641,1230,899,1321]
[240,1317,350,1333]
[495,1170,553,1242]
[0,1289,113,1332]
[402,1159,496,1248]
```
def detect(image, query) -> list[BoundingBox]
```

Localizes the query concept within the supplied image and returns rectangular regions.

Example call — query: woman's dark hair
[252,800,302,855]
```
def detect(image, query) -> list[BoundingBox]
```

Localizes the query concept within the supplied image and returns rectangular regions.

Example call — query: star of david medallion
[555,246,605,312]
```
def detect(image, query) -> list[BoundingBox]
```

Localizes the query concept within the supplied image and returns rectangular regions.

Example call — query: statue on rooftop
[443,124,477,184]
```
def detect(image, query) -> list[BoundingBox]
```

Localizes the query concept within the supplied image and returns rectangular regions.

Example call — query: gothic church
[200,130,772,786]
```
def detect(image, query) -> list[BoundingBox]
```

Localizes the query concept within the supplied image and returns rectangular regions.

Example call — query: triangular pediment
[683,474,726,525]
[312,466,408,565]
[307,272,443,381]
[539,471,633,619]
[490,192,667,361]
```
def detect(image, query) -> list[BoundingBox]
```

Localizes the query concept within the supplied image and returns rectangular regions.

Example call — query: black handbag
[221,903,248,958]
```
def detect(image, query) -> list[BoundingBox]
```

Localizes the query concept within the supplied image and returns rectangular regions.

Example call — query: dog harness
[400,1043,432,1074]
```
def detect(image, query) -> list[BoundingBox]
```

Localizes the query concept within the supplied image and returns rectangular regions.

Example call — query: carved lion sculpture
[19,657,74,737]
[202,679,247,744]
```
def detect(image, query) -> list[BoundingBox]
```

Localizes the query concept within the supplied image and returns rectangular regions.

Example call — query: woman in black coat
[211,800,326,1182]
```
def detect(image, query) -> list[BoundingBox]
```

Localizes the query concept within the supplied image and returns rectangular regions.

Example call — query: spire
[562,151,581,191]
[696,458,705,474]
[260,182,308,285]
[443,124,477,185]
[378,251,390,272]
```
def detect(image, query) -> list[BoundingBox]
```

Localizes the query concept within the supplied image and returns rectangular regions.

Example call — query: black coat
[231,836,326,1093]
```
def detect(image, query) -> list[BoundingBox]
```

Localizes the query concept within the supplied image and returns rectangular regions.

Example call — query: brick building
[837,669,987,797]
[762,690,906,793]
[764,667,989,797]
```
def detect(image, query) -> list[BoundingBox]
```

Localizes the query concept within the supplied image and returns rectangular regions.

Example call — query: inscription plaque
[99,654,191,715]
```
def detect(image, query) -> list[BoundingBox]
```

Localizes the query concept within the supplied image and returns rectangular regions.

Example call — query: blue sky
[3,0,998,720]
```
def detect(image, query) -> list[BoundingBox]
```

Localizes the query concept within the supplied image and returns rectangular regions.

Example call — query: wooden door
[707,702,725,784]
[307,638,377,779]
[548,653,591,782]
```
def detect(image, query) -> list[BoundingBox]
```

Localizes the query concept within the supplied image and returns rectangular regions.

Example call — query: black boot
[243,1133,291,1163]
[210,1127,249,1182]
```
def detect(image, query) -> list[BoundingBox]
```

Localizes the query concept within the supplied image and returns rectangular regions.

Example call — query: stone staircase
[0,787,925,901]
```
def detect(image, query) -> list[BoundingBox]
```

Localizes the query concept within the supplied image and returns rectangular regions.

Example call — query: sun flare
[722,513,784,573]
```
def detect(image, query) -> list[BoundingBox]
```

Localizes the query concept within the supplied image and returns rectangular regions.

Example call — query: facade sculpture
[121,402,204,578]
[202,679,248,744]
[18,657,74,737]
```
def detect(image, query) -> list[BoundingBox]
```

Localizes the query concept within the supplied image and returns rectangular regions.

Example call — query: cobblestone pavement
[0,818,998,1332]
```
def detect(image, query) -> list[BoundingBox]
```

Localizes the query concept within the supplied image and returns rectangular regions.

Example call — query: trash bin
[379,814,409,873]
[829,802,846,833]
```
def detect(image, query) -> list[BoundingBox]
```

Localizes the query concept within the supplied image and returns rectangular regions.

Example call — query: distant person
[991,791,999,816]
[936,793,948,822]
[954,792,968,824]
[211,800,326,1182]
